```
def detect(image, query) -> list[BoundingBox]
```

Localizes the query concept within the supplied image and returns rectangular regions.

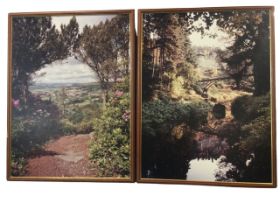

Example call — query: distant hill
[30,82,101,91]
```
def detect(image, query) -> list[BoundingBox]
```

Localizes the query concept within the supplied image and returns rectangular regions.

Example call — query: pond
[186,156,234,181]
[186,133,232,181]
[187,158,220,181]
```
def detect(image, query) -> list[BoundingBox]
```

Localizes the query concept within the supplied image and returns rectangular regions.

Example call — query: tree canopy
[182,10,271,95]
[12,16,80,104]
[77,15,130,92]
[142,9,271,98]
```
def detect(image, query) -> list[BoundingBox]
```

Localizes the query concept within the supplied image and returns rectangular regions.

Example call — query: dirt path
[26,134,97,177]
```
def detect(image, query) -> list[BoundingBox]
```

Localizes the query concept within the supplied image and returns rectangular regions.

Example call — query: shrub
[75,121,93,134]
[142,99,211,137]
[218,94,272,182]
[142,98,211,179]
[59,119,76,135]
[11,96,61,175]
[12,96,61,156]
[10,153,26,176]
[89,81,130,177]
[60,102,101,135]
[68,108,84,124]
[231,94,270,122]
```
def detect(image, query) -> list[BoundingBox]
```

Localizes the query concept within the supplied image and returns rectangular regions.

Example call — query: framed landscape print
[7,10,135,181]
[137,7,276,187]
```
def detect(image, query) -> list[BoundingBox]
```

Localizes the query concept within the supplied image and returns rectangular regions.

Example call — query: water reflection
[186,156,235,181]
[142,121,271,182]
[187,157,220,181]
[186,134,231,181]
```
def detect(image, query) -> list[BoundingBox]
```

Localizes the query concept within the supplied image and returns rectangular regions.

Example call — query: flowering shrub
[89,81,130,177]
[11,96,61,175]
[12,99,20,109]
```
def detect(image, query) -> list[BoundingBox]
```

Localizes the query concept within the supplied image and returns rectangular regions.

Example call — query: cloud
[33,57,98,84]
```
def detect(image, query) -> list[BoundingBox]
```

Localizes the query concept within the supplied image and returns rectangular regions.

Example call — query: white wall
[0,0,279,209]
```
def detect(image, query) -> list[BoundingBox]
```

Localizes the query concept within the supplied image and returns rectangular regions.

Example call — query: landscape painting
[8,11,135,181]
[138,7,276,187]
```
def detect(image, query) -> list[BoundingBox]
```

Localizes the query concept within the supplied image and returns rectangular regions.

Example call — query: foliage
[60,107,99,135]
[59,118,94,135]
[89,81,130,177]
[78,15,129,92]
[11,15,132,177]
[142,98,211,178]
[231,94,270,122]
[12,16,78,104]
[60,16,80,55]
[142,13,198,99]
[143,98,210,136]
[215,10,270,95]
[175,62,198,91]
[217,94,272,182]
[177,10,271,95]
[55,86,103,135]
[12,96,61,154]
[11,16,80,175]
[11,96,61,175]
[141,9,272,181]
[10,153,26,176]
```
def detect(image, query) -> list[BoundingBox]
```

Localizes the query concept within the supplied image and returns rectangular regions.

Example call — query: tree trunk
[253,13,270,96]
[21,76,30,106]
[101,82,108,107]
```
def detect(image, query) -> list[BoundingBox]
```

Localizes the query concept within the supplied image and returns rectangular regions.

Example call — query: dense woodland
[11,15,131,177]
[141,10,272,182]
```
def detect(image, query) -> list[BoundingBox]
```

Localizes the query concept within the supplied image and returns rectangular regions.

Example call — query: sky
[33,57,98,84]
[52,15,115,32]
[34,15,115,84]
[189,20,233,50]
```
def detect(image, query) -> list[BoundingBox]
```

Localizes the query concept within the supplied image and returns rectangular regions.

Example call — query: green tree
[11,16,81,175]
[59,16,80,56]
[78,15,129,103]
[142,13,178,99]
[213,10,269,95]
[12,16,79,105]
[178,9,271,95]
[142,13,198,99]
[12,16,59,104]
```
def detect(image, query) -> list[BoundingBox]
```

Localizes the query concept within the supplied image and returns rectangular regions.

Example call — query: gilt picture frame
[137,6,276,187]
[7,10,136,182]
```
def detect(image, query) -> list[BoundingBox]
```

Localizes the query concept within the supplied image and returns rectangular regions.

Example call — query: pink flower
[115,90,124,98]
[12,99,20,109]
[122,110,130,121]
